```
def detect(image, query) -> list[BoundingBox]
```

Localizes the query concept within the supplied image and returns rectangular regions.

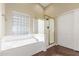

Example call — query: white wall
[57,11,74,49]
[73,9,79,51]
[56,9,79,51]
[0,4,5,38]
[0,4,5,52]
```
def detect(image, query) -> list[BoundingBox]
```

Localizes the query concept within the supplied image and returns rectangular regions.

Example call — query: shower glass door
[45,18,55,45]
[49,19,54,44]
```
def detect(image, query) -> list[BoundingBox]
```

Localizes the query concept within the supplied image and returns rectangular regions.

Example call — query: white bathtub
[0,34,45,56]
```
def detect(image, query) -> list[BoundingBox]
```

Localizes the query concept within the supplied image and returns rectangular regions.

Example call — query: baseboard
[56,45,79,56]
[57,44,78,52]
[47,43,56,49]
[33,45,79,56]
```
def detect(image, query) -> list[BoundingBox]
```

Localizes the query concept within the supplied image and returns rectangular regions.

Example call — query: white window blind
[12,11,30,35]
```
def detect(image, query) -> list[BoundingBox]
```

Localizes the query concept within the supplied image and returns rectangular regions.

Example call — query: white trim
[47,43,56,49]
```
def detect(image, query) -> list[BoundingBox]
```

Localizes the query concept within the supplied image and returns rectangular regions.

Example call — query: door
[45,18,55,46]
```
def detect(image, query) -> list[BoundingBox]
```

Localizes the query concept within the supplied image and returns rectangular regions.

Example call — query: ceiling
[39,3,79,18]
[5,3,79,18]
[39,3,50,8]
[45,3,79,18]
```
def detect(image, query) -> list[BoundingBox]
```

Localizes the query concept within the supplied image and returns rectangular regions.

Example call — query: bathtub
[0,34,45,56]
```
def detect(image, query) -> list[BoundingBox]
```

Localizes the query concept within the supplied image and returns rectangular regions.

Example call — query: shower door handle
[47,26,49,29]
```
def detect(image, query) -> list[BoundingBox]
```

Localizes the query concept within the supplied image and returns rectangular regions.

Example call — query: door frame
[44,15,56,48]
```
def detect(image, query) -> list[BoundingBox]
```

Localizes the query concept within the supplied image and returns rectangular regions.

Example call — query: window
[33,18,38,34]
[12,11,30,35]
[38,19,44,34]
